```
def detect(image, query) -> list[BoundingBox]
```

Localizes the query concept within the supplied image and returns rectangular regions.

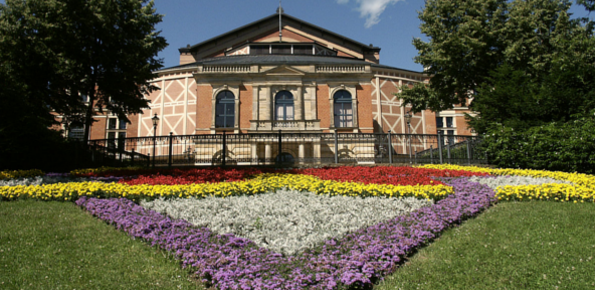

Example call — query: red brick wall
[456,115,473,135]
[424,110,437,135]
[356,84,374,133]
[316,85,330,132]
[337,51,352,58]
[90,117,107,140]
[252,28,314,43]
[196,85,213,134]
[126,113,140,138]
[239,84,252,133]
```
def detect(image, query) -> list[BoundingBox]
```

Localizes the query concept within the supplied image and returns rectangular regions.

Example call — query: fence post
[152,137,156,169]
[334,129,339,164]
[168,132,173,168]
[275,129,285,163]
[388,130,393,164]
[131,148,135,167]
[446,138,452,163]
[466,139,472,165]
[222,131,227,166]
[437,134,444,164]
[147,153,151,167]
[408,133,413,163]
[430,145,434,164]
[414,149,417,164]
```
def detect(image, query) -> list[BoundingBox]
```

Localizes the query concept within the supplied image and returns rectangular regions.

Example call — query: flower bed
[141,190,432,256]
[0,173,454,202]
[71,167,267,185]
[421,165,595,202]
[295,166,488,186]
[76,177,495,289]
[0,169,44,180]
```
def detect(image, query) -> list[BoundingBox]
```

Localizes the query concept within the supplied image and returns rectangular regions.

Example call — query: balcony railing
[87,132,486,168]
[250,120,321,131]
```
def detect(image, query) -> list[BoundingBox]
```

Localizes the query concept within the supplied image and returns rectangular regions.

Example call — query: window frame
[214,90,236,128]
[333,90,354,128]
[274,90,295,121]
[210,85,240,132]
[105,116,128,148]
[328,85,358,130]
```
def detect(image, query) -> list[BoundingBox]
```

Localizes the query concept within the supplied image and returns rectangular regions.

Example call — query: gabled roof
[179,13,381,54]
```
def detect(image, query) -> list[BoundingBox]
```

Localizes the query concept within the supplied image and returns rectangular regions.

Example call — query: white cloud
[338,0,404,28]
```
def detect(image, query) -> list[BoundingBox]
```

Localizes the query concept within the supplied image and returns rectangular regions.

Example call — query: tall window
[333,90,353,127]
[68,123,85,140]
[106,117,128,149]
[275,91,294,121]
[215,90,235,128]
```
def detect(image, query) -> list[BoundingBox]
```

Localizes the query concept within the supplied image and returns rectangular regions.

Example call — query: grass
[0,200,204,290]
[376,201,595,289]
[2,199,595,290]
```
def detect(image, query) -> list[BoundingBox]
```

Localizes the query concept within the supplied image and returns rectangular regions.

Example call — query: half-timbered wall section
[139,70,198,138]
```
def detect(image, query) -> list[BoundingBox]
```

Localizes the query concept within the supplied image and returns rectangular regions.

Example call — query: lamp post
[151,114,159,168]
[404,111,413,160]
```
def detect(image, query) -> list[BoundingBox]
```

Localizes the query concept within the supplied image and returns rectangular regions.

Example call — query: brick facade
[80,11,475,162]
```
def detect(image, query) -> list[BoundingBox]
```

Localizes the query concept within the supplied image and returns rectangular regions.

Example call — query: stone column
[265,143,272,163]
[252,86,259,120]
[298,143,305,164]
[261,87,272,120]
[295,86,303,121]
[313,142,321,164]
[251,143,258,164]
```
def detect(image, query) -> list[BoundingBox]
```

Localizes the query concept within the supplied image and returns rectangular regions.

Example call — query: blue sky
[1,0,593,71]
[152,0,593,71]
[152,0,427,71]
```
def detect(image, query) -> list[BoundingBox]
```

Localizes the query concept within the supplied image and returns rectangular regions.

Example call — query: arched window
[333,90,353,127]
[215,91,235,128]
[275,91,294,121]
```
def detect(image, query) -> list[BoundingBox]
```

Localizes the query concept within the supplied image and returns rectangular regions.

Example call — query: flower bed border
[76,178,495,289]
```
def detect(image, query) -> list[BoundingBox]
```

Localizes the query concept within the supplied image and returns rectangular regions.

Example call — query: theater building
[81,10,475,164]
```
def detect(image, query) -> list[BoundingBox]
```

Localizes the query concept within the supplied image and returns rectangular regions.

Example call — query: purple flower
[77,178,496,289]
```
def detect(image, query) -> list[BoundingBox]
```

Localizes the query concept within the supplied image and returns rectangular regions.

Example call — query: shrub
[481,117,595,174]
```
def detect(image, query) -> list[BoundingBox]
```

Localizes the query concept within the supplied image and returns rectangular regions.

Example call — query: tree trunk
[83,86,97,144]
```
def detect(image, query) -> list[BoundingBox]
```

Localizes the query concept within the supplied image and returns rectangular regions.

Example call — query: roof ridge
[179,13,381,53]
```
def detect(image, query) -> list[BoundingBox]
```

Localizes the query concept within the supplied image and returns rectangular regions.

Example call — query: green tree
[0,0,167,142]
[399,0,593,133]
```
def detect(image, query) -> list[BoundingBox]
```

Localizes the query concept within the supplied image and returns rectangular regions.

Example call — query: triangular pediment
[262,66,305,76]
[179,13,380,63]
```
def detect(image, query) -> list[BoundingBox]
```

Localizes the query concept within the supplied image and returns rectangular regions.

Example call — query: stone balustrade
[250,120,321,131]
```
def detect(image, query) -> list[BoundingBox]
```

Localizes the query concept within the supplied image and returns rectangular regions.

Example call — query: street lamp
[151,114,159,168]
[404,111,413,160]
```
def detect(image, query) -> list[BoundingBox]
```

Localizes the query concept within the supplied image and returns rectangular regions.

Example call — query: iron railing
[87,131,486,168]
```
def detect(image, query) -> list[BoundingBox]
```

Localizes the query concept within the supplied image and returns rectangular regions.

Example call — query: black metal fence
[87,131,486,168]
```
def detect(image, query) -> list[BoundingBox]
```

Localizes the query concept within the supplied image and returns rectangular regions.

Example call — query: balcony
[249,120,321,131]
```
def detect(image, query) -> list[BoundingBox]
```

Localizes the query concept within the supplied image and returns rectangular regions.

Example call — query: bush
[482,116,595,174]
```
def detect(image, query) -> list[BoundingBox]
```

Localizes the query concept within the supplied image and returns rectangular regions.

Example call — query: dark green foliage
[480,115,595,174]
[402,0,595,173]
[0,0,167,170]
[406,0,578,114]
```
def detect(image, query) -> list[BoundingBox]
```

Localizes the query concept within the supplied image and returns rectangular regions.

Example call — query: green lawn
[0,200,204,290]
[2,200,595,290]
[377,201,595,289]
